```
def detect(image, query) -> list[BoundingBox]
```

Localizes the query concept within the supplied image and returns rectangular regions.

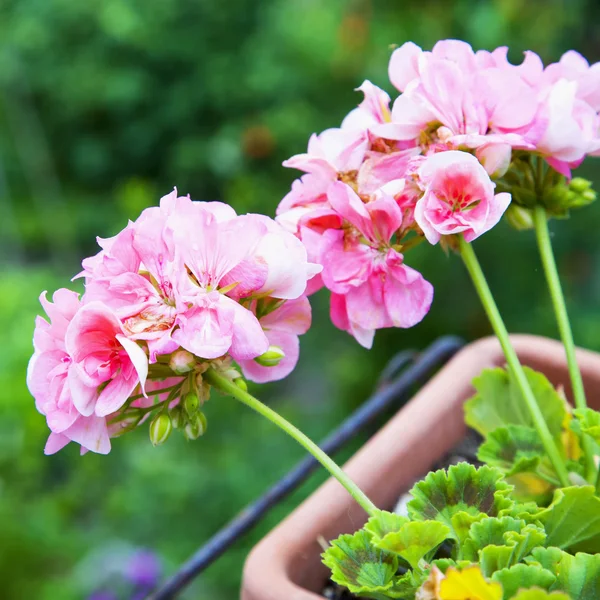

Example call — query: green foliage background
[1,0,599,598]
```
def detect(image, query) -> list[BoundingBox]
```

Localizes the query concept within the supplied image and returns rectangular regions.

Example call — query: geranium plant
[27,39,600,599]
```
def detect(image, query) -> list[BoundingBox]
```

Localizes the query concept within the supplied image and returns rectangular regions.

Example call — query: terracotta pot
[240,335,600,600]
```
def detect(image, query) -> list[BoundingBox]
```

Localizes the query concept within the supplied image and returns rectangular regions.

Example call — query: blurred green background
[1,0,600,598]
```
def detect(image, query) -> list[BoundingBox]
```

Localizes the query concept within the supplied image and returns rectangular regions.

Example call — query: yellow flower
[439,566,502,600]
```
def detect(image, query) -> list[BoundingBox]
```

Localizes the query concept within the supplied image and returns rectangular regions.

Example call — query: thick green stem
[203,368,378,517]
[459,236,570,487]
[533,204,596,483]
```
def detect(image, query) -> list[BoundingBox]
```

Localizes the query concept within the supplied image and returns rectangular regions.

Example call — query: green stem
[203,368,378,517]
[533,204,596,483]
[128,383,181,402]
[458,236,570,487]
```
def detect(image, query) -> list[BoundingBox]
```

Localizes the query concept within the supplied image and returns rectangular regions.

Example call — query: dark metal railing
[149,336,464,599]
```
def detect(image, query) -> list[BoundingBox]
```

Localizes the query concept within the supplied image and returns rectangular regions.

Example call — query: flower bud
[111,408,143,437]
[505,204,534,231]
[569,177,592,194]
[567,178,596,209]
[184,391,199,417]
[234,377,248,392]
[169,404,185,429]
[169,350,196,374]
[222,367,242,381]
[542,182,571,216]
[254,345,285,367]
[149,413,172,446]
[184,411,208,440]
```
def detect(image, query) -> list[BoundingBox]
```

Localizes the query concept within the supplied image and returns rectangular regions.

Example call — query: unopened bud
[184,392,199,417]
[254,345,285,367]
[569,177,592,194]
[169,350,196,374]
[169,405,185,429]
[222,367,242,381]
[234,377,248,392]
[505,204,534,231]
[567,181,596,208]
[149,413,172,446]
[111,408,142,437]
[184,412,208,440]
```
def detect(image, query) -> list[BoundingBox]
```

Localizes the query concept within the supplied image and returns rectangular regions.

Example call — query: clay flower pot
[241,335,600,600]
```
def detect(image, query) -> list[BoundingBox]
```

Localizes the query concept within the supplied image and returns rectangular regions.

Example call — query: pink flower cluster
[277,40,600,346]
[28,190,320,454]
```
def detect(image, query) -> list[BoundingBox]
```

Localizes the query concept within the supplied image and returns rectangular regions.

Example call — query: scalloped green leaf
[462,516,546,566]
[573,408,600,443]
[465,368,565,439]
[525,547,565,572]
[463,517,525,560]
[322,530,398,599]
[431,558,474,574]
[376,521,451,570]
[478,523,547,577]
[530,548,600,599]
[501,501,543,523]
[384,571,421,600]
[510,589,570,600]
[492,564,556,599]
[534,486,600,553]
[364,510,409,544]
[408,464,514,543]
[478,425,545,477]
[551,552,600,599]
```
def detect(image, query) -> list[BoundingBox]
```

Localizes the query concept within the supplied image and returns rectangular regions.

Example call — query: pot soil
[241,335,600,600]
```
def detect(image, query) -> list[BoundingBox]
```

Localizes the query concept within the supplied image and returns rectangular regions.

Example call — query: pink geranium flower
[415,151,511,244]
[542,50,600,111]
[535,80,600,176]
[320,182,433,347]
[27,290,112,455]
[384,39,539,145]
[65,301,148,418]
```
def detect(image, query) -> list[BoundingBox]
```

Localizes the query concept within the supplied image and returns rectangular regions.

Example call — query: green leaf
[376,521,451,570]
[510,589,570,600]
[502,501,544,523]
[478,425,545,476]
[465,368,565,439]
[432,558,459,573]
[492,564,556,599]
[322,530,398,599]
[525,547,565,572]
[531,548,600,599]
[463,517,527,560]
[534,486,600,553]
[383,571,421,600]
[479,523,547,577]
[364,510,409,544]
[463,516,546,570]
[408,463,514,543]
[573,408,600,443]
[551,552,600,599]
[502,525,548,561]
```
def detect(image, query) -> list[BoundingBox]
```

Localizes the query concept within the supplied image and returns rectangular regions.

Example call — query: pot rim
[241,334,600,600]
